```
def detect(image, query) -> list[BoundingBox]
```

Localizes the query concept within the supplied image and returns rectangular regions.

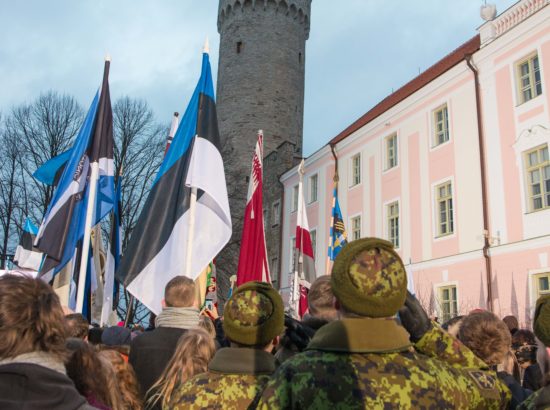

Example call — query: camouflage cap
[534,294,550,346]
[223,281,284,347]
[331,237,407,317]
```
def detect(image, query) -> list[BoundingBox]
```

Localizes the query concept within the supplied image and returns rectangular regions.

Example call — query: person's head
[0,274,67,360]
[98,349,142,410]
[101,326,132,347]
[65,313,89,340]
[198,315,216,339]
[441,315,465,338]
[65,338,117,409]
[307,275,338,321]
[330,238,407,318]
[503,315,519,335]
[163,276,197,308]
[147,328,215,408]
[533,295,550,386]
[512,329,537,368]
[458,311,511,366]
[223,281,284,351]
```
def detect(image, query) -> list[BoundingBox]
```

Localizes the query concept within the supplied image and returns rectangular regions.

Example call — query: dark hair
[0,275,67,360]
[503,315,519,334]
[458,312,511,365]
[308,275,337,320]
[441,315,465,331]
[65,313,89,340]
[165,276,196,307]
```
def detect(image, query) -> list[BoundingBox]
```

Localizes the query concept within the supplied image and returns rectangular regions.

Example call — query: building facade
[280,0,549,326]
[216,0,311,299]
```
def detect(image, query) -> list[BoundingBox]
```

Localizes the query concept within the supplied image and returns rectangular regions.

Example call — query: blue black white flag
[328,186,347,261]
[13,218,43,271]
[33,149,72,186]
[36,61,115,280]
[116,49,232,314]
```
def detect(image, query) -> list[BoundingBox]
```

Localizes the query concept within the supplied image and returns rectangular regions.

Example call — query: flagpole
[76,160,100,313]
[185,186,198,277]
[76,55,110,314]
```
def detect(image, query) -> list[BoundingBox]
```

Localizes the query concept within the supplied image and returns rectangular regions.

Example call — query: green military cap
[223,281,284,347]
[331,237,407,317]
[534,294,550,346]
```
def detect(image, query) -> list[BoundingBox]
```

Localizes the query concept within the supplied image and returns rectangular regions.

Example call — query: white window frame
[386,200,400,249]
[350,214,362,241]
[435,281,459,323]
[272,200,281,226]
[291,184,299,213]
[432,104,450,147]
[308,173,318,204]
[528,268,550,319]
[523,144,550,213]
[516,52,543,105]
[434,180,454,238]
[349,153,361,187]
[384,133,398,171]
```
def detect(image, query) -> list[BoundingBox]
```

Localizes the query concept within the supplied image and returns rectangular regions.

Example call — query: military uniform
[170,281,284,410]
[256,238,510,409]
[168,348,275,410]
[256,320,510,409]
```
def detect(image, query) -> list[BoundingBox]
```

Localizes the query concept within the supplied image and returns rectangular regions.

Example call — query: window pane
[540,277,549,291]
[521,62,529,76]
[534,197,543,209]
[531,170,541,184]
[529,152,539,167]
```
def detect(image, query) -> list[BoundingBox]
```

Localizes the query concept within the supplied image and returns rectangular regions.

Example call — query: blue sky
[0,1,518,156]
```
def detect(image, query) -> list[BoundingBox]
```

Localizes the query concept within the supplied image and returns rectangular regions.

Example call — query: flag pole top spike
[174,112,179,117]
[298,159,305,176]
[203,37,210,54]
[258,129,263,135]
[104,54,111,62]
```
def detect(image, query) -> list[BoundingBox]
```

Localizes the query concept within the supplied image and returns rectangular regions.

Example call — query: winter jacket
[498,371,532,409]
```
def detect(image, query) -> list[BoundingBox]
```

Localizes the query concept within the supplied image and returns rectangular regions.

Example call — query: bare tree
[7,91,83,217]
[0,117,25,268]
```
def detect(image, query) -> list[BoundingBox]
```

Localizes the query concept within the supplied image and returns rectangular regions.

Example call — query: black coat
[0,362,94,410]
[129,326,187,400]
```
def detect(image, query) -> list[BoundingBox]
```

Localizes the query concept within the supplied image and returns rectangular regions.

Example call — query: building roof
[329,34,481,146]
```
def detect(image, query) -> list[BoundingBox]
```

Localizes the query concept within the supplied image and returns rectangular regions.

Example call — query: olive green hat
[223,281,284,346]
[331,237,407,317]
[534,295,550,346]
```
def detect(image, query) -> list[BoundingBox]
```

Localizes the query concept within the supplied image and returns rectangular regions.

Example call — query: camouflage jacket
[168,347,275,410]
[518,385,550,409]
[255,318,511,409]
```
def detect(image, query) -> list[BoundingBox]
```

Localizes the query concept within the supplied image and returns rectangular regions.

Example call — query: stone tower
[216,0,311,301]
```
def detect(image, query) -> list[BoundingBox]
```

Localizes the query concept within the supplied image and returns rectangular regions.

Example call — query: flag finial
[105,54,111,62]
[203,37,210,54]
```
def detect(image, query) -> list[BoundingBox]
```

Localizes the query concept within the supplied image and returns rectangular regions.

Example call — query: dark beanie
[534,295,550,346]
[223,281,284,346]
[101,326,132,346]
[331,237,407,317]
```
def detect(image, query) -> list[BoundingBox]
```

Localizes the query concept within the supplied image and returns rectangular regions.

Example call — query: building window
[387,201,399,248]
[517,53,542,104]
[351,216,361,240]
[436,181,454,237]
[308,174,318,204]
[533,272,550,300]
[291,185,299,213]
[309,229,317,260]
[350,154,361,187]
[236,41,243,53]
[385,133,398,169]
[525,144,550,212]
[271,257,279,283]
[263,208,268,226]
[438,285,458,323]
[291,237,296,270]
[433,104,449,146]
[272,200,281,226]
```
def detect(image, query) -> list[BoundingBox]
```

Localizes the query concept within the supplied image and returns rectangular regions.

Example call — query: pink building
[278,0,549,326]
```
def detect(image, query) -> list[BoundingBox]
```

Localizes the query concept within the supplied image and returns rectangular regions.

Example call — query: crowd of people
[2,237,550,409]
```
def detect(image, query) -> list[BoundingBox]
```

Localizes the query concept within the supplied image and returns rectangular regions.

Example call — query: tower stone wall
[216,0,311,302]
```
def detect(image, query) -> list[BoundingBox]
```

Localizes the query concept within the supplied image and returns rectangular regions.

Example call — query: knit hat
[331,237,407,317]
[101,326,132,346]
[223,281,284,347]
[534,295,550,346]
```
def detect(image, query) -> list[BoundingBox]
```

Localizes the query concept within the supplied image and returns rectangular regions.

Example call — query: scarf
[0,351,66,375]
[155,306,200,330]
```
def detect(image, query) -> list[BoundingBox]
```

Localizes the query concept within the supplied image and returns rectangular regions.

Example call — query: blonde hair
[146,328,215,408]
[98,349,142,410]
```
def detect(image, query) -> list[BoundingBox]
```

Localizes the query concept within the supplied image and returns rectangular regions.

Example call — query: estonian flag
[33,149,72,186]
[35,60,115,280]
[116,48,231,315]
[13,218,43,271]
